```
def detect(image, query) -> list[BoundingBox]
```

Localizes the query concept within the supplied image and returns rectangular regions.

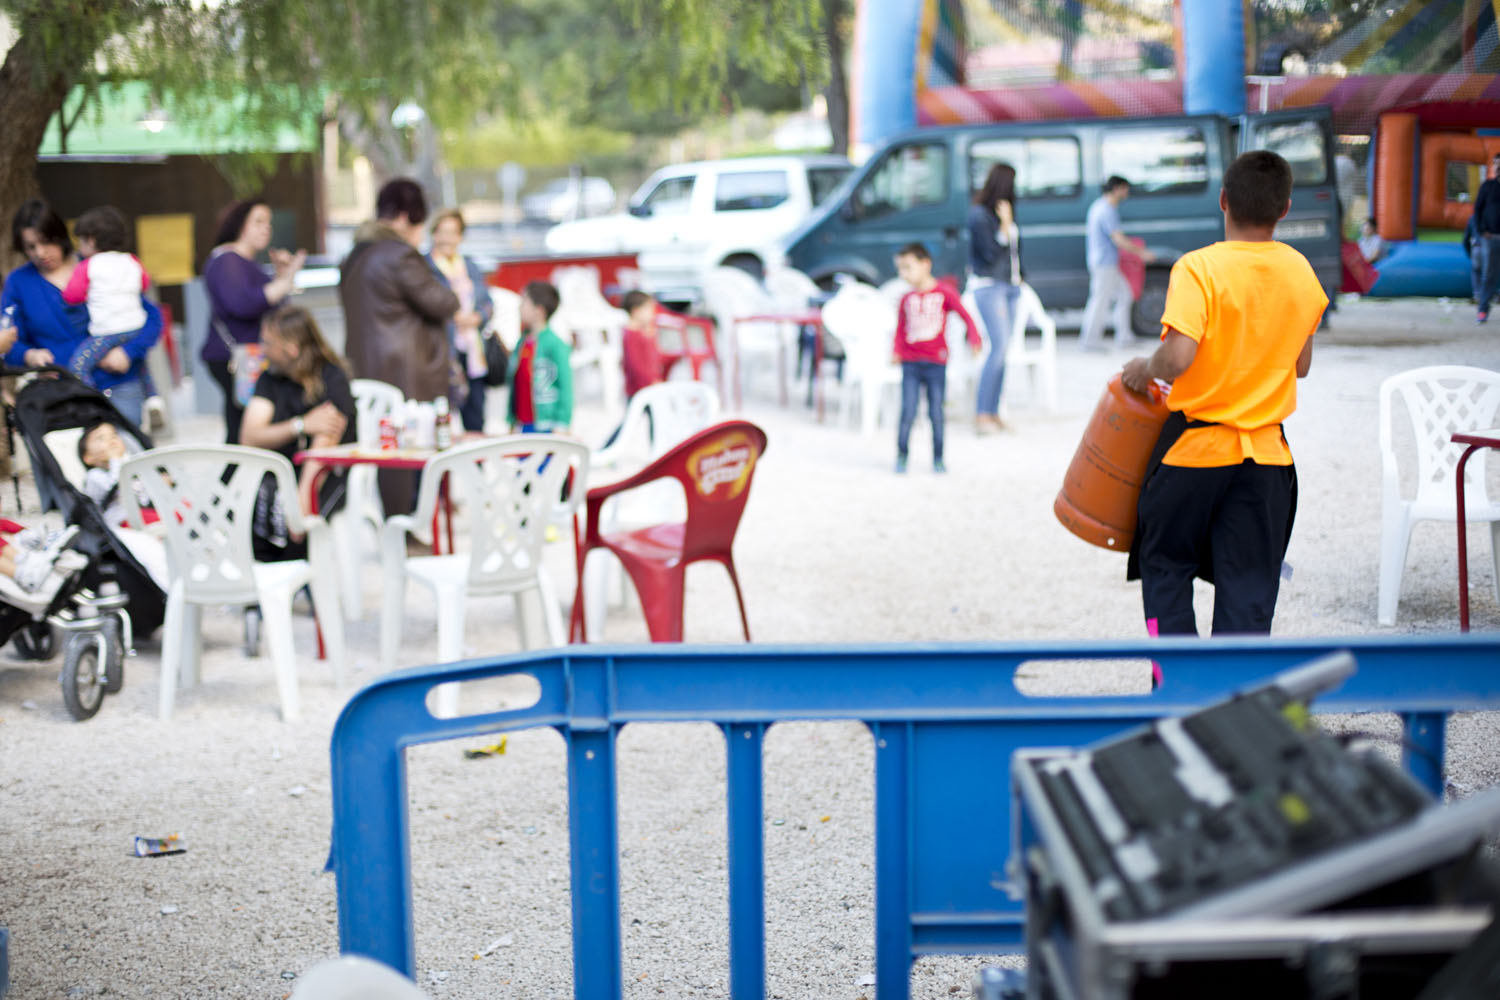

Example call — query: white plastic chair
[119,445,344,721]
[583,382,721,638]
[335,379,405,620]
[290,956,430,1000]
[1377,366,1500,626]
[824,280,901,437]
[380,435,590,714]
[766,265,839,397]
[701,266,794,408]
[552,265,626,415]
[1004,282,1059,414]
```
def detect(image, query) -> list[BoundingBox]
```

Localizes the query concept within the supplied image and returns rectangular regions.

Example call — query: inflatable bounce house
[853,0,1500,298]
[1368,103,1500,297]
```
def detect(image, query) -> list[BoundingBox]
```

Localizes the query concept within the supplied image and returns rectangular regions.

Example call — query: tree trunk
[336,102,445,216]
[823,0,850,155]
[0,35,73,276]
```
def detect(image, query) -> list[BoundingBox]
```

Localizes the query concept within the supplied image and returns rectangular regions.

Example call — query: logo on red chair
[688,432,757,501]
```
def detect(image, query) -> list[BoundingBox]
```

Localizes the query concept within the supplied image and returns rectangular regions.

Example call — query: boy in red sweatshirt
[892,242,981,473]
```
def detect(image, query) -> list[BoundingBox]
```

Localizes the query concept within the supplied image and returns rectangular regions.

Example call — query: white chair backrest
[620,382,721,461]
[1379,366,1500,507]
[486,286,523,350]
[764,266,822,312]
[822,279,894,365]
[878,276,910,307]
[119,445,303,603]
[350,379,405,447]
[701,266,782,350]
[414,435,590,589]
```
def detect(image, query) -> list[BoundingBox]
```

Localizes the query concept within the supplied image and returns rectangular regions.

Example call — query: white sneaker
[13,548,55,592]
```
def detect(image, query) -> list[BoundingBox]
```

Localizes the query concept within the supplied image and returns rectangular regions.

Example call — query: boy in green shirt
[506,280,573,433]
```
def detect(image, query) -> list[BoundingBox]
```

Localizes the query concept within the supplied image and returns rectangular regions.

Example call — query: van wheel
[1131,270,1170,339]
[722,254,764,282]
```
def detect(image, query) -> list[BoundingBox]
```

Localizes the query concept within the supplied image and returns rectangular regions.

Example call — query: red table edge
[1452,430,1500,633]
[728,310,825,419]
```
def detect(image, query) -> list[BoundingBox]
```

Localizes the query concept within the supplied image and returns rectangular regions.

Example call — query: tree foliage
[0,0,832,271]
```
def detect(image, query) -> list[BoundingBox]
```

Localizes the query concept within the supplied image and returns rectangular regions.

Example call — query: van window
[1101,127,1209,195]
[1252,120,1328,185]
[809,166,853,206]
[970,137,1082,199]
[852,142,949,219]
[640,176,695,216]
[715,170,790,212]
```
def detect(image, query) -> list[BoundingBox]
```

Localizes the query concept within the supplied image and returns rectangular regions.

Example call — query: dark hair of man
[975,162,1017,211]
[896,242,930,262]
[212,198,269,247]
[1103,176,1131,194]
[376,179,429,226]
[621,290,654,314]
[523,280,560,320]
[10,198,73,256]
[1222,150,1292,228]
[73,206,132,253]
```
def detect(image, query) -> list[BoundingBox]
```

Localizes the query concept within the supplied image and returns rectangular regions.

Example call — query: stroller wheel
[102,616,126,694]
[60,632,106,721]
[10,621,55,661]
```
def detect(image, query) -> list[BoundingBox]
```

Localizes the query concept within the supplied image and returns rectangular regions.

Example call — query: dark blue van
[782,108,1341,336]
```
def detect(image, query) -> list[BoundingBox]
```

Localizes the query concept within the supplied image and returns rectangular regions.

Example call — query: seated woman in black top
[239,303,354,560]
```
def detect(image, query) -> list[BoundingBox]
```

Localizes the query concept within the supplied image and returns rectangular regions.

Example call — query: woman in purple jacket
[201,199,306,443]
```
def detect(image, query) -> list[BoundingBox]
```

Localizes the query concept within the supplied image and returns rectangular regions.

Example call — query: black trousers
[205,359,245,445]
[1136,460,1295,636]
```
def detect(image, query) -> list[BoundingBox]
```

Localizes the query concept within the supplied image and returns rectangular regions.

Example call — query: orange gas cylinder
[1054,374,1171,552]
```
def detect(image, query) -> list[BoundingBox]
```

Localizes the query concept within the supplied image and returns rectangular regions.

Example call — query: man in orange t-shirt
[1121,151,1327,635]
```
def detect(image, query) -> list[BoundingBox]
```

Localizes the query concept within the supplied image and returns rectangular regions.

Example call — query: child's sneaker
[895,455,908,474]
[37,525,79,564]
[934,459,947,474]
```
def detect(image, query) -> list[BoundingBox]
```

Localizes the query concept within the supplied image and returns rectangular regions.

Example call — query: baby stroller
[3,367,167,719]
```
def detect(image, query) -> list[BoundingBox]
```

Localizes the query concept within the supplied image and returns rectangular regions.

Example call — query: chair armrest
[382,513,426,546]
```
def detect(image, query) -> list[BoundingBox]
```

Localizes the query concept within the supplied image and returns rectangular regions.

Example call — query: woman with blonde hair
[240,304,354,560]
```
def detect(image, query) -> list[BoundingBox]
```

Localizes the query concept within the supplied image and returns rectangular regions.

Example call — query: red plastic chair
[569,420,768,643]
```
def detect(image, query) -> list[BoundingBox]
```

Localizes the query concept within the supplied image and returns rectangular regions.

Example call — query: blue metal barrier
[328,636,1500,999]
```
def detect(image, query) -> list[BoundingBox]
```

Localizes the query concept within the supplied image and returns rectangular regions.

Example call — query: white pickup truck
[543,154,852,305]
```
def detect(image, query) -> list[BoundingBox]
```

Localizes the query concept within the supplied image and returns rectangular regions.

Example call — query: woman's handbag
[482,333,509,388]
[212,319,265,407]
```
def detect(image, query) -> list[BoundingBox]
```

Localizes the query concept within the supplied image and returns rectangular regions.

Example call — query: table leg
[432,473,454,556]
[813,320,825,422]
[307,467,328,661]
[1457,443,1480,632]
[731,320,742,410]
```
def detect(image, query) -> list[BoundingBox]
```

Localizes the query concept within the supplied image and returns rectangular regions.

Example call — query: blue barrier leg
[1400,711,1447,798]
[568,727,622,1000]
[725,723,766,999]
[873,722,913,1000]
[333,738,416,975]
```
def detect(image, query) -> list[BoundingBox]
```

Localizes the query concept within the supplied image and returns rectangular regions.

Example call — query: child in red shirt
[892,242,980,474]
[620,290,663,399]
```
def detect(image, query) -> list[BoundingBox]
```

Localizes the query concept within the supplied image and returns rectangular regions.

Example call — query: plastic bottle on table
[434,396,452,450]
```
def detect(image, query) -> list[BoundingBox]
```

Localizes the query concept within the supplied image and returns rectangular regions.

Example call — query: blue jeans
[101,376,146,428]
[897,361,946,461]
[972,282,1019,416]
[1479,235,1500,313]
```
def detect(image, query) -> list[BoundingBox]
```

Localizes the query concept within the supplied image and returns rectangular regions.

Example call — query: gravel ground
[1,296,1498,999]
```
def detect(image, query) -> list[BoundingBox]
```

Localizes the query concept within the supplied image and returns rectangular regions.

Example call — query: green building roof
[39,81,317,158]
